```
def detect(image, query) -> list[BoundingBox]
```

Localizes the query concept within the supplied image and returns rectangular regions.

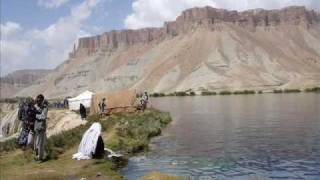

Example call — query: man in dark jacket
[17,98,36,149]
[34,94,48,161]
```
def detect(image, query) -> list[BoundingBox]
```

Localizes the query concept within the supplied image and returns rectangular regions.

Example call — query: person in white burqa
[73,122,102,160]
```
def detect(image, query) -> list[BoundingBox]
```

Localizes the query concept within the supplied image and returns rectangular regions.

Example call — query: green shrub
[305,87,320,92]
[0,138,18,152]
[233,90,256,95]
[0,110,172,161]
[47,124,88,159]
[283,89,301,93]
[106,110,171,154]
[273,89,283,93]
[258,90,263,94]
[201,91,217,96]
[174,91,187,96]
[189,92,196,96]
[219,91,232,95]
[150,93,165,97]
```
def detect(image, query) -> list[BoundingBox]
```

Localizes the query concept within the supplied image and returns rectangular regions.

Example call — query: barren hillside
[15,6,320,98]
[1,70,52,97]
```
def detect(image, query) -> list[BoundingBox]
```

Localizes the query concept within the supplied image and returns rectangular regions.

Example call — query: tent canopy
[90,90,138,114]
[68,91,94,101]
[68,90,94,110]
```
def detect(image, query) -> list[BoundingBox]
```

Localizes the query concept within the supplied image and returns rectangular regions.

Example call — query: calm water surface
[122,94,320,179]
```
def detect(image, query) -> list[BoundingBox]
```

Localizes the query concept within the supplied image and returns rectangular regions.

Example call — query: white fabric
[104,148,122,158]
[68,91,94,110]
[72,122,101,160]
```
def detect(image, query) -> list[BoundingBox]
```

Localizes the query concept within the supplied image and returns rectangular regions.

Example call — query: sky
[1,0,319,76]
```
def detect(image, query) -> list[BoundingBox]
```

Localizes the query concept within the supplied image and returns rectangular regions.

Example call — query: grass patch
[274,89,303,93]
[105,110,171,154]
[0,138,19,152]
[0,109,172,179]
[219,91,232,95]
[174,91,188,96]
[150,93,166,97]
[201,91,217,96]
[305,87,320,92]
[233,90,256,95]
[273,89,283,93]
[283,89,301,93]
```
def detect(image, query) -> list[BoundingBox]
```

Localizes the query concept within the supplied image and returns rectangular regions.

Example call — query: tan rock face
[74,6,320,57]
[11,6,320,98]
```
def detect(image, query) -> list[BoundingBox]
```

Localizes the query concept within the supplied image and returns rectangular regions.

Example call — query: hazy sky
[1,0,319,76]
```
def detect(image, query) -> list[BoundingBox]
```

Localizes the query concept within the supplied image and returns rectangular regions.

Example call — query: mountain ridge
[9,6,320,98]
[0,69,52,98]
[73,6,319,57]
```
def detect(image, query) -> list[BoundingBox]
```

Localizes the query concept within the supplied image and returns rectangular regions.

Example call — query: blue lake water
[121,94,320,179]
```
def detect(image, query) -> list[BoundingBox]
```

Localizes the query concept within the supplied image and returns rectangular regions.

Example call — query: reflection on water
[122,94,320,179]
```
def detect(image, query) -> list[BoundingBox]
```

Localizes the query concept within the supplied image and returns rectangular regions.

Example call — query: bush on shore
[201,91,217,96]
[150,93,166,97]
[233,90,256,95]
[0,110,171,160]
[174,91,188,96]
[305,87,320,92]
[283,89,301,93]
[219,91,232,95]
[105,110,171,154]
[273,89,283,93]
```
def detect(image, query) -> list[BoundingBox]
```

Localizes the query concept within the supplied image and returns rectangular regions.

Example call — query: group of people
[16,91,149,162]
[17,94,48,162]
[97,91,149,116]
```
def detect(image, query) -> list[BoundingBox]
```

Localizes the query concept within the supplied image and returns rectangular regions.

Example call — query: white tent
[68,91,94,110]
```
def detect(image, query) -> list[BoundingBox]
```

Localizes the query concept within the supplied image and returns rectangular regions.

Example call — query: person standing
[141,91,149,112]
[34,94,48,161]
[17,98,37,149]
[17,99,30,149]
[98,98,106,115]
[79,103,86,120]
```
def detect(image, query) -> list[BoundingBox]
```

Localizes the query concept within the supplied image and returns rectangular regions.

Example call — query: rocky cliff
[14,6,320,98]
[73,6,320,56]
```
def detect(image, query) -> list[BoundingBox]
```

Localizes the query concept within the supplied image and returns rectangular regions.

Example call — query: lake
[121,93,320,179]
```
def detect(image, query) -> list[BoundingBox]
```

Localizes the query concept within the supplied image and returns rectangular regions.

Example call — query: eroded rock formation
[11,6,320,98]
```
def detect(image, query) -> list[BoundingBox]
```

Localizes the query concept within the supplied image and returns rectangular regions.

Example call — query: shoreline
[0,109,172,180]
[149,87,320,97]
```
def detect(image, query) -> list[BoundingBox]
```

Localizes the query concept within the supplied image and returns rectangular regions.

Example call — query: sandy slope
[0,105,86,140]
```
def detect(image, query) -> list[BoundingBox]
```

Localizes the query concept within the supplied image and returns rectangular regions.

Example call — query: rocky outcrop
[73,6,320,57]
